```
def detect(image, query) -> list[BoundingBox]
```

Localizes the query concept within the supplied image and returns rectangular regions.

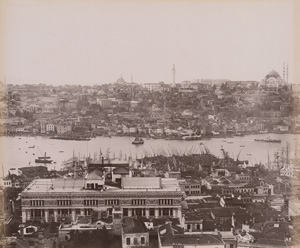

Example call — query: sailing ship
[132,137,144,145]
[35,153,53,164]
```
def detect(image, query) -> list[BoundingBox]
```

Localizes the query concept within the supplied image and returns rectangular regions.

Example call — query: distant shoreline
[0,130,294,141]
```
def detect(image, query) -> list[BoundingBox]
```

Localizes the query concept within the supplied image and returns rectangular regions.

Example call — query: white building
[20,177,184,224]
[46,123,55,133]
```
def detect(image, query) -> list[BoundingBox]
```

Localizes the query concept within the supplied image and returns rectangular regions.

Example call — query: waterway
[0,133,299,176]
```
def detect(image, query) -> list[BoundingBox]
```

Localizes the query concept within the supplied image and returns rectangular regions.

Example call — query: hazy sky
[0,0,295,85]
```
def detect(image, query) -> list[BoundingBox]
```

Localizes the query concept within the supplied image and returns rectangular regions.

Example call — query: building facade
[20,177,184,225]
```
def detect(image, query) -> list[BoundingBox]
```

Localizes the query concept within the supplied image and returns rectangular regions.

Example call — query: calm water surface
[0,134,299,176]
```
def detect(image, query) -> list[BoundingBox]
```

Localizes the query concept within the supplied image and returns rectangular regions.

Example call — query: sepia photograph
[0,0,299,247]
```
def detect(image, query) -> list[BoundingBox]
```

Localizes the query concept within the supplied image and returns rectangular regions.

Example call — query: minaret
[172,64,176,85]
[286,64,289,84]
[283,63,286,83]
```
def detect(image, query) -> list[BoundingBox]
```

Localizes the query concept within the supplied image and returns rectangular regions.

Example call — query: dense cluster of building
[0,67,299,140]
[1,67,300,247]
[1,146,300,248]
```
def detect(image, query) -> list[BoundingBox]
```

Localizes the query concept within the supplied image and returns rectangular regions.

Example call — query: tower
[172,64,176,85]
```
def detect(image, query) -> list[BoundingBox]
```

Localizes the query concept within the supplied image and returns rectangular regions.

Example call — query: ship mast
[267,150,270,170]
[286,142,290,165]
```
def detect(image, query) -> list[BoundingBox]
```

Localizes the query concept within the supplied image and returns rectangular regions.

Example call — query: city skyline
[0,0,296,85]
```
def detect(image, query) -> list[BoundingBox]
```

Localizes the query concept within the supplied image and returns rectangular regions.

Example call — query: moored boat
[182,135,202,141]
[35,153,53,164]
[132,137,144,145]
[50,135,91,141]
[254,137,281,143]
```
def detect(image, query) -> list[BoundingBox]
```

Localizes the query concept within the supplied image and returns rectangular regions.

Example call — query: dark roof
[123,217,148,234]
[225,166,242,173]
[152,217,180,227]
[211,207,246,217]
[219,221,233,231]
[161,233,223,246]
[203,196,220,203]
[203,220,217,231]
[255,238,287,247]
[19,166,48,172]
[188,202,221,210]
[99,216,112,224]
[113,167,129,175]
[224,198,245,205]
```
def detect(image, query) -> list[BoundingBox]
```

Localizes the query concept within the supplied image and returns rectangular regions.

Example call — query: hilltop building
[261,64,289,89]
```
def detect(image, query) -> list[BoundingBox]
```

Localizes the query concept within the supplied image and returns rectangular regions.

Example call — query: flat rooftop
[22,177,182,194]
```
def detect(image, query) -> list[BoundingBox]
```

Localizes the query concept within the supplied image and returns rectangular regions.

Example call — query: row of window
[29,207,176,219]
[29,198,176,207]
[132,199,145,205]
[123,208,173,217]
[30,209,45,217]
[105,199,119,206]
[185,191,200,195]
[223,188,254,194]
[57,200,72,206]
[86,183,103,190]
[158,199,173,205]
[31,200,44,206]
[84,200,98,206]
[30,208,94,218]
[239,176,250,180]
[185,185,200,189]
[126,237,146,246]
[186,223,202,230]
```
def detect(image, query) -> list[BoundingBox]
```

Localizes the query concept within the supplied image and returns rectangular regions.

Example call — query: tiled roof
[152,217,180,227]
[123,217,148,234]
[161,233,223,246]
[85,169,104,180]
[211,207,246,217]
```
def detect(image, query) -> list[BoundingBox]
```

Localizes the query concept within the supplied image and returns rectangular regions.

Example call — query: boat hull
[254,139,281,143]
[35,159,53,164]
[132,141,144,145]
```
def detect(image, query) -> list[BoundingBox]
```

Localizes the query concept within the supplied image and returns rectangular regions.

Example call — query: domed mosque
[262,63,288,88]
[114,75,127,84]
[265,70,281,80]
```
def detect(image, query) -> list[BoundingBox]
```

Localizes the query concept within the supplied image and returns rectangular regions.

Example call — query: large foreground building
[20,176,184,224]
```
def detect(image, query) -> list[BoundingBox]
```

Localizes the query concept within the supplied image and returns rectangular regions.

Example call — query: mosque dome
[265,70,281,79]
[115,75,127,84]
